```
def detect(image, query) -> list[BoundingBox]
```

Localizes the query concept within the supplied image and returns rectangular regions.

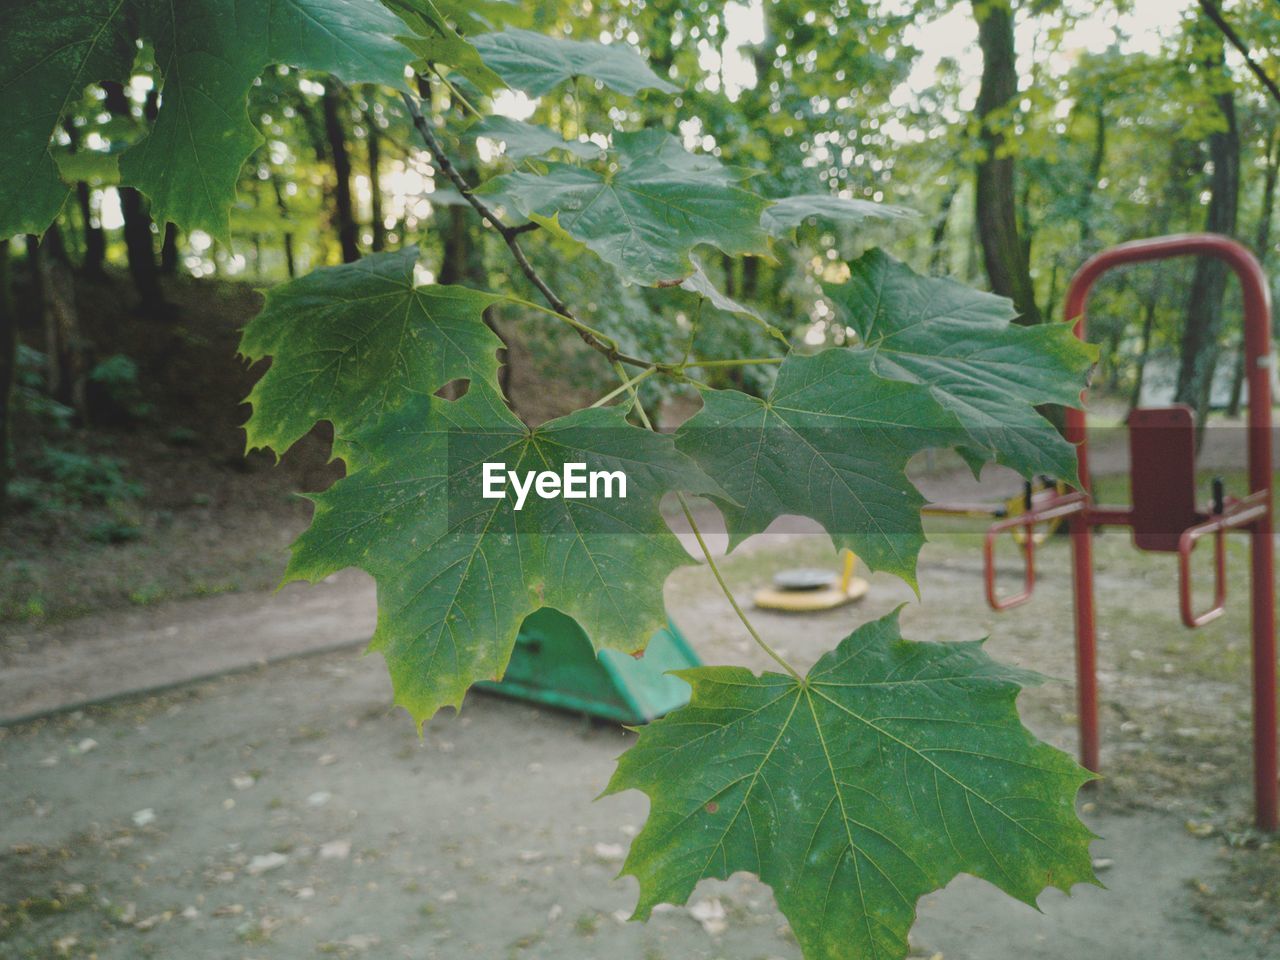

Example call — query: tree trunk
[1174,38,1239,428]
[1018,172,1034,266]
[272,177,297,278]
[1077,94,1107,253]
[930,181,960,275]
[742,255,760,299]
[103,81,164,312]
[65,121,106,278]
[1226,121,1278,417]
[1043,256,1061,325]
[0,238,15,521]
[1130,297,1158,409]
[76,182,107,278]
[973,0,1042,326]
[160,223,179,275]
[322,84,360,263]
[439,145,511,399]
[720,254,736,296]
[439,199,510,398]
[29,226,87,419]
[366,106,386,252]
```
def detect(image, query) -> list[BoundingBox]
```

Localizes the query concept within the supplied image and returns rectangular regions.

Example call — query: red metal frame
[1177,491,1270,628]
[1057,234,1276,832]
[983,492,1088,610]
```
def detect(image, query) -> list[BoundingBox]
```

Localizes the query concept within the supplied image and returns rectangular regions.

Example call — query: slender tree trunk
[930,181,960,275]
[1018,174,1034,266]
[1130,297,1158,408]
[439,200,510,398]
[1043,256,1061,324]
[439,142,511,398]
[720,254,736,296]
[742,255,760,299]
[0,238,15,520]
[439,205,472,287]
[366,106,386,252]
[1130,138,1191,410]
[973,0,1042,326]
[66,121,107,278]
[1174,37,1239,429]
[965,221,981,284]
[103,81,164,311]
[420,73,511,400]
[29,226,86,419]
[1227,123,1277,417]
[1077,95,1107,253]
[119,185,162,308]
[272,177,297,278]
[322,84,360,263]
[76,182,106,277]
[160,223,179,275]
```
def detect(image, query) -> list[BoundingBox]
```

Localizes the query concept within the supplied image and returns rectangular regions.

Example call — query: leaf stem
[682,356,784,369]
[613,362,803,682]
[430,65,482,119]
[591,366,657,407]
[675,493,802,680]
[503,295,629,358]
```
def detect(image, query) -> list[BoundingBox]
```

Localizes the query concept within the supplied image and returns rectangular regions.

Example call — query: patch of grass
[508,928,544,954]
[189,578,240,597]
[127,584,166,607]
[573,911,601,936]
[86,519,143,544]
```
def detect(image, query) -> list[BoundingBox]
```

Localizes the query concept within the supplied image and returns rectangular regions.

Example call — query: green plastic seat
[475,607,700,724]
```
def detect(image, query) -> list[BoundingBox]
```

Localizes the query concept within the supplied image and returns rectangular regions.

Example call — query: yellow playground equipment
[922,476,1069,545]
[753,549,868,612]
[752,478,1066,614]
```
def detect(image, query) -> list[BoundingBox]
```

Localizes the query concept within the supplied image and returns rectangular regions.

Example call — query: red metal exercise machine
[975,234,1276,831]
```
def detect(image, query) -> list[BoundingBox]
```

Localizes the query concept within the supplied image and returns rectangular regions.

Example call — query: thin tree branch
[1197,0,1280,107]
[399,89,660,372]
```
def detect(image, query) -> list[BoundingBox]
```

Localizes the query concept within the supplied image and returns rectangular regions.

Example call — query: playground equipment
[924,476,1068,546]
[481,608,700,724]
[959,234,1276,831]
[753,549,869,611]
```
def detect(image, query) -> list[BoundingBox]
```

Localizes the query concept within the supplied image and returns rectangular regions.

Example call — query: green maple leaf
[675,349,960,584]
[0,0,411,241]
[384,0,505,95]
[479,131,771,285]
[123,0,410,241]
[0,0,137,237]
[471,27,678,97]
[239,248,506,455]
[825,249,1096,481]
[678,256,767,323]
[286,388,721,724]
[607,608,1098,960]
[609,129,755,183]
[465,116,603,162]
[762,193,917,240]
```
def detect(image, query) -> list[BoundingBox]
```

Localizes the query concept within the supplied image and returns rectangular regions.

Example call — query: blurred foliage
[6,0,1280,470]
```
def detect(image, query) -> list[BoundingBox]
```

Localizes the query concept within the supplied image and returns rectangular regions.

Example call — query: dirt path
[0,643,1270,960]
[0,570,375,726]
